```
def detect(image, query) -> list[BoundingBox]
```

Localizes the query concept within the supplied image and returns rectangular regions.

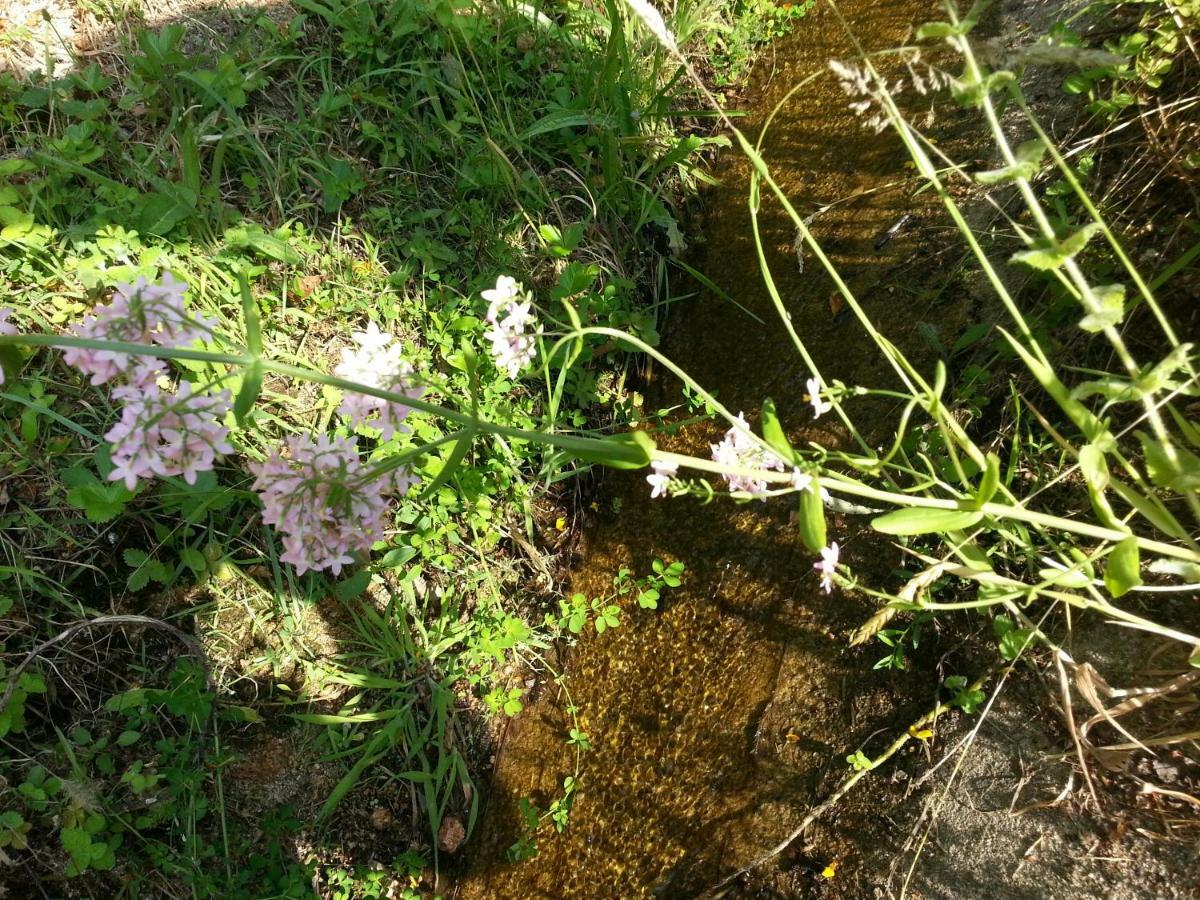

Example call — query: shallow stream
[457,1,959,894]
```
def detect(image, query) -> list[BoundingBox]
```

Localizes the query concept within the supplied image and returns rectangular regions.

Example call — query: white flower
[481,276,538,379]
[710,412,787,497]
[482,275,521,320]
[646,459,678,499]
[791,468,832,501]
[814,541,840,594]
[334,323,424,440]
[805,377,832,419]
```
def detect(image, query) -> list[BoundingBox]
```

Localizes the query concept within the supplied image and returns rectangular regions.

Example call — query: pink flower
[333,322,424,440]
[710,412,787,497]
[250,434,404,576]
[804,377,832,419]
[105,378,233,490]
[814,542,840,594]
[646,459,678,499]
[481,276,538,379]
[62,274,214,385]
[0,308,17,386]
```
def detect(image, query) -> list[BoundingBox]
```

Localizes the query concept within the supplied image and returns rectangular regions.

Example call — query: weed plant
[3,0,1195,893]
[0,0,791,891]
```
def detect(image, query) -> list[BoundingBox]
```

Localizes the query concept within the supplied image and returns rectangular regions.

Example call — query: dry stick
[700,665,1002,898]
[0,614,211,714]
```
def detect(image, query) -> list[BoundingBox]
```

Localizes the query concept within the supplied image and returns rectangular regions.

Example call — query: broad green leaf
[1038,566,1091,588]
[178,547,207,575]
[1104,536,1142,598]
[226,226,301,265]
[561,430,654,470]
[975,139,1046,184]
[63,467,133,522]
[1011,223,1101,270]
[0,345,22,384]
[418,431,474,500]
[1138,431,1200,491]
[1110,480,1188,540]
[135,191,193,236]
[796,478,826,552]
[916,20,959,39]
[336,570,372,601]
[1079,283,1125,333]
[871,507,984,535]
[999,627,1034,660]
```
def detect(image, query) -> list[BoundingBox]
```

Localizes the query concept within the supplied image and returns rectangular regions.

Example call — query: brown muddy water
[456,1,973,896]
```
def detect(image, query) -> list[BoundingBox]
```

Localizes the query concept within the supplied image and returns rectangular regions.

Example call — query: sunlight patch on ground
[0,0,288,77]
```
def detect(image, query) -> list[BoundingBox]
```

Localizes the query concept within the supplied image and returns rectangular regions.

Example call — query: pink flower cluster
[250,434,399,576]
[107,364,233,489]
[481,276,538,379]
[60,275,232,491]
[0,308,16,386]
[709,413,787,496]
[63,274,214,385]
[333,322,424,440]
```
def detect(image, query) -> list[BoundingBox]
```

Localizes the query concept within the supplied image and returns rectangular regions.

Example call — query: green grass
[0,0,805,893]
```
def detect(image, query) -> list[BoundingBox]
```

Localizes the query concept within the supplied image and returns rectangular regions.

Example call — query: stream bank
[455,1,1200,897]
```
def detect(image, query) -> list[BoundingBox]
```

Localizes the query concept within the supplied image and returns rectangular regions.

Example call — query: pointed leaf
[233,360,263,425]
[872,507,984,535]
[418,431,474,500]
[760,398,795,463]
[973,452,1000,507]
[796,478,827,552]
